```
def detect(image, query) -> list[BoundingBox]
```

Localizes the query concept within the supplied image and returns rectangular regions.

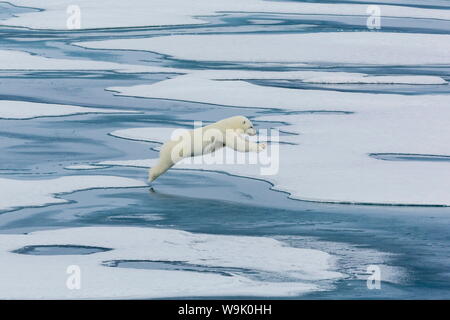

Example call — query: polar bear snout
[245,127,256,136]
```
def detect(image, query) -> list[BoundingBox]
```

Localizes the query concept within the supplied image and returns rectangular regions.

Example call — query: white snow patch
[0,226,341,299]
[83,33,450,65]
[0,176,146,212]
[6,0,450,29]
[0,100,135,120]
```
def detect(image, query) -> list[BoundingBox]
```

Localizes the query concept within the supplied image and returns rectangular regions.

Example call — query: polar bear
[148,116,266,182]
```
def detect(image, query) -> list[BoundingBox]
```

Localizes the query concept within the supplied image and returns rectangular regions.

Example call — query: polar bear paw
[257,143,267,152]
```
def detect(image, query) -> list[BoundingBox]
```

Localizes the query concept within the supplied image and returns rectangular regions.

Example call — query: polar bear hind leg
[148,140,183,182]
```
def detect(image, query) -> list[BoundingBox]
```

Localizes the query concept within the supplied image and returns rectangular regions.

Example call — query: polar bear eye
[243,120,246,124]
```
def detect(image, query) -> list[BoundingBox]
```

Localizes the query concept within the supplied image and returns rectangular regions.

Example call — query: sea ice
[0,226,341,298]
[5,0,450,29]
[64,165,109,170]
[0,100,135,120]
[102,114,450,206]
[0,176,146,212]
[80,32,450,65]
[0,49,182,73]
[107,73,450,111]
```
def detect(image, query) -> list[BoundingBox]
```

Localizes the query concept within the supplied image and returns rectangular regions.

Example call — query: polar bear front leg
[225,131,266,152]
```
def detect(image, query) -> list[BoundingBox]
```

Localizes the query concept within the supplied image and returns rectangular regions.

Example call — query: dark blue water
[13,244,112,255]
[1,0,450,299]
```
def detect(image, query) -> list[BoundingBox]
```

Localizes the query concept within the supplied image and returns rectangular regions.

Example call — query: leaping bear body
[148,116,266,182]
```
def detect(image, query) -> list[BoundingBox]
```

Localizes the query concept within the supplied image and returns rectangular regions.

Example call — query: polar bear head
[219,116,257,136]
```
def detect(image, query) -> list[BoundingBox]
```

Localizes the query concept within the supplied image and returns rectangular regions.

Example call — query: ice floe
[110,70,445,84]
[300,75,447,85]
[107,73,450,111]
[102,108,450,206]
[0,226,341,298]
[0,176,146,212]
[0,49,182,73]
[81,32,450,65]
[0,100,135,120]
[101,64,450,206]
[204,70,446,84]
[252,112,450,206]
[5,0,450,29]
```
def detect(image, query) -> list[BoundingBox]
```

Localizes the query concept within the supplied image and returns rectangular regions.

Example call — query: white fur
[148,116,265,182]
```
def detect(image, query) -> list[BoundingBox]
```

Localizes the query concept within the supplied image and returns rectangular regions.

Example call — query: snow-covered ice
[105,71,448,108]
[300,75,447,85]
[0,0,448,301]
[7,0,450,29]
[99,57,450,207]
[81,32,450,65]
[102,107,450,206]
[0,226,341,299]
[107,73,450,112]
[0,100,135,120]
[0,49,182,73]
[205,70,446,84]
[5,0,450,29]
[107,70,445,84]
[0,176,146,212]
